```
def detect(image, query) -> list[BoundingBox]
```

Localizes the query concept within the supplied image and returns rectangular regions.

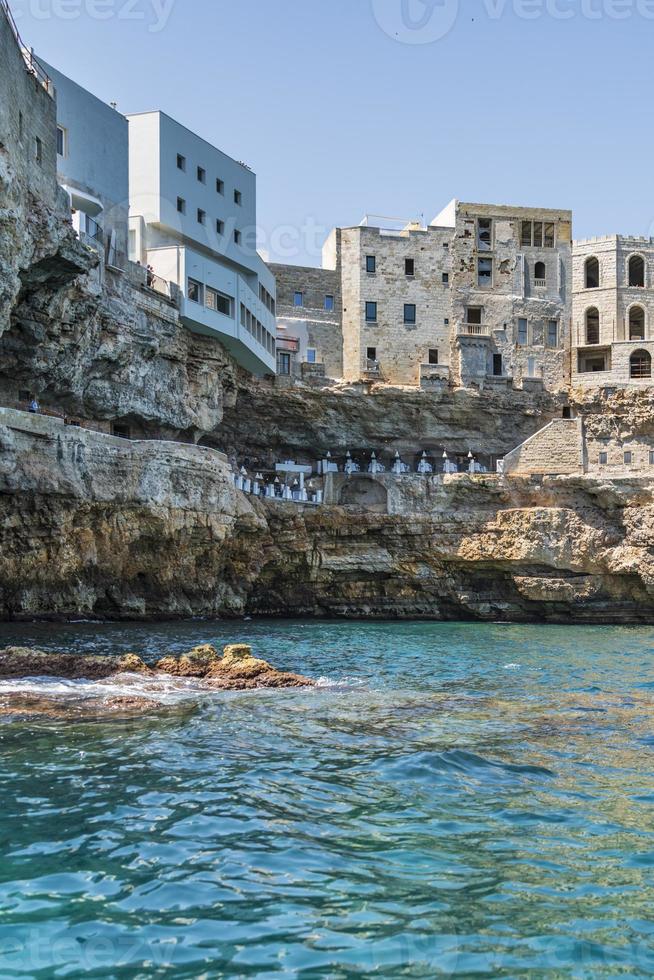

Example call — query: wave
[0,672,209,706]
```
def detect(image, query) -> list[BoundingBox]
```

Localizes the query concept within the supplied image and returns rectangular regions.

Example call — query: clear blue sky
[14,0,654,265]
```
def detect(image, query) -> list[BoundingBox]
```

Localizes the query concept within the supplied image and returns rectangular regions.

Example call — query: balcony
[457,323,491,337]
[276,335,300,354]
[534,278,547,288]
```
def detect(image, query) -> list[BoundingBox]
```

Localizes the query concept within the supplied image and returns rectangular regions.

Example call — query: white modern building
[127,111,276,375]
[37,57,129,267]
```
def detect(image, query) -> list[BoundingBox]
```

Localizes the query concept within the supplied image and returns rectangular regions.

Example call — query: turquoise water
[1,621,654,978]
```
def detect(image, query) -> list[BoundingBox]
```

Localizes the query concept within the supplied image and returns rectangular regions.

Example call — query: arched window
[585,257,600,289]
[586,307,600,345]
[629,255,645,287]
[629,305,645,341]
[534,261,546,284]
[630,349,652,379]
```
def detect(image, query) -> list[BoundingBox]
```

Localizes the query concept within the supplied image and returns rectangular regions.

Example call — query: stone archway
[339,477,388,513]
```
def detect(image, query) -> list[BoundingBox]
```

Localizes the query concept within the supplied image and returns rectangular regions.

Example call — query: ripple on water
[0,620,653,976]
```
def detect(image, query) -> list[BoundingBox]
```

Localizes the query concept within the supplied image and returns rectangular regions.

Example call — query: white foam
[503,663,522,670]
[0,672,208,705]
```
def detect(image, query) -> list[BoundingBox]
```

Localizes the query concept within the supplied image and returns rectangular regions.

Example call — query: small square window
[187,278,203,303]
[405,258,415,277]
[428,349,439,365]
[216,178,224,194]
[599,452,608,465]
[197,166,206,183]
[444,318,450,325]
[306,348,317,364]
[624,451,633,465]
[177,154,186,171]
[216,219,225,235]
[404,304,416,324]
[366,255,376,274]
[365,301,378,322]
[324,294,334,311]
[442,273,449,285]
[177,197,186,214]
[294,292,303,307]
[234,190,242,205]
[234,229,242,245]
[197,208,206,225]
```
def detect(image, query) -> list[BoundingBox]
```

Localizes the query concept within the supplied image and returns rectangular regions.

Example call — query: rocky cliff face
[2,408,654,623]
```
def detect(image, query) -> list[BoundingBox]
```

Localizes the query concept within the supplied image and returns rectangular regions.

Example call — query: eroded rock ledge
[0,643,314,690]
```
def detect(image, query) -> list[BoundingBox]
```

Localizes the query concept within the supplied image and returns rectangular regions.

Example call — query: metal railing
[1,0,54,96]
[146,271,171,297]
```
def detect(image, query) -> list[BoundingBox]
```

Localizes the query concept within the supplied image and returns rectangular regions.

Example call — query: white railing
[534,278,547,288]
[458,323,490,336]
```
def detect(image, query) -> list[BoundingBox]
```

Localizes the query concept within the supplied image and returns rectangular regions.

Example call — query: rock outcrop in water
[0,644,314,690]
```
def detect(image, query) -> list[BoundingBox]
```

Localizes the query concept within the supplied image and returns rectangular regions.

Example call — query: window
[365,301,378,322]
[176,154,186,171]
[547,320,559,347]
[624,451,633,465]
[442,273,449,285]
[187,278,203,303]
[206,287,232,316]
[367,346,377,361]
[234,190,242,205]
[467,307,482,325]
[477,218,492,251]
[216,178,224,194]
[629,255,645,287]
[599,452,608,466]
[177,197,186,214]
[277,351,291,376]
[216,219,225,235]
[428,349,439,365]
[293,291,303,307]
[534,261,546,284]
[234,229,241,244]
[630,350,652,379]
[629,306,645,341]
[18,111,23,141]
[35,137,42,165]
[585,257,600,289]
[478,258,492,287]
[649,451,654,466]
[444,317,450,325]
[493,354,503,376]
[306,348,317,364]
[405,258,415,277]
[324,294,334,311]
[56,125,66,157]
[197,166,206,183]
[586,307,600,345]
[197,208,206,225]
[366,255,376,274]
[404,304,416,324]
[517,318,528,346]
[521,220,555,248]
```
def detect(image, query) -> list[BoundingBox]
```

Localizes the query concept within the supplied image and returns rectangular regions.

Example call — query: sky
[12,0,654,266]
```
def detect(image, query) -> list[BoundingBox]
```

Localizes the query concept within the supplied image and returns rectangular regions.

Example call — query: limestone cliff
[1,408,654,623]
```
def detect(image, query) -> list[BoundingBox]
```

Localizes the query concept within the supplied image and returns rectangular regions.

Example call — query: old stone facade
[440,200,572,392]
[269,255,343,380]
[572,236,654,387]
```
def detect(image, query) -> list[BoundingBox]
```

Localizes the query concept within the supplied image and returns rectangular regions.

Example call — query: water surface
[0,621,653,977]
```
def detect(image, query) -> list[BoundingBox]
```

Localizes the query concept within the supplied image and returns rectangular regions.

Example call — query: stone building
[269,252,343,380]
[572,236,654,386]
[434,200,572,392]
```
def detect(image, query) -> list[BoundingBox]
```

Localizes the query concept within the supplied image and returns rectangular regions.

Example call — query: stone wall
[270,261,343,379]
[448,202,572,391]
[502,419,583,476]
[340,225,452,385]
